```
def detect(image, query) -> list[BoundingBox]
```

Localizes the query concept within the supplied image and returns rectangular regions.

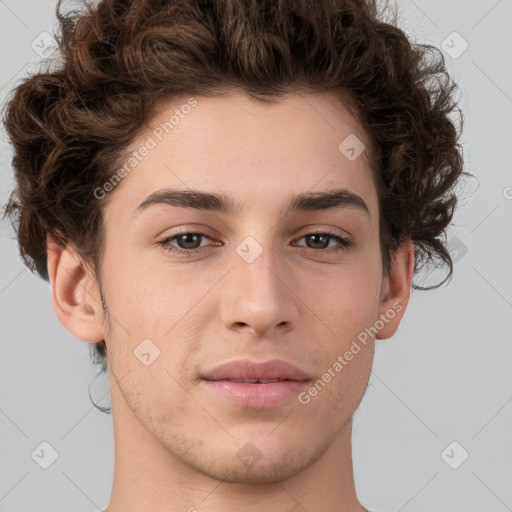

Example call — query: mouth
[201,357,311,382]
[201,358,312,408]
[212,378,294,383]
[201,379,311,408]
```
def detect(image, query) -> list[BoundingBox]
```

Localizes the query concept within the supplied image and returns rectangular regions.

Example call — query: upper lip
[202,358,312,382]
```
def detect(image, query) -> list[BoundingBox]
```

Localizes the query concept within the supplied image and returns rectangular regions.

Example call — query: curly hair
[2,0,467,368]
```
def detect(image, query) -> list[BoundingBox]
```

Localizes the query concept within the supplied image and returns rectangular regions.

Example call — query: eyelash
[157,229,352,256]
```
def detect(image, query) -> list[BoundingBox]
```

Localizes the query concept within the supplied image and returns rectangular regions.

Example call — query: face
[92,90,398,483]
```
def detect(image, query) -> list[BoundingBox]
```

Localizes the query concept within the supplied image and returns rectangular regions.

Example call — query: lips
[201,358,312,408]
[201,358,312,382]
[225,378,285,383]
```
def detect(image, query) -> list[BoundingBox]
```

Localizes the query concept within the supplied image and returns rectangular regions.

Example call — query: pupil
[309,234,329,249]
[179,233,200,249]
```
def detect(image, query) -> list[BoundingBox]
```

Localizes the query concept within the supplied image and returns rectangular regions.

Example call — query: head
[2,0,465,485]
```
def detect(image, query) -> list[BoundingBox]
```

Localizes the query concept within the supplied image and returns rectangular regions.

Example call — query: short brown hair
[2,0,468,366]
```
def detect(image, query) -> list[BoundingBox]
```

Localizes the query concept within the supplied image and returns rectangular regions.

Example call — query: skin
[47,89,414,512]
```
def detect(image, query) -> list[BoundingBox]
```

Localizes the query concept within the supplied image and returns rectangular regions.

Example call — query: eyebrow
[133,187,370,218]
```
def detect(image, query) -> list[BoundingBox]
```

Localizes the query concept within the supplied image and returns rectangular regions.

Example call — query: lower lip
[202,379,310,408]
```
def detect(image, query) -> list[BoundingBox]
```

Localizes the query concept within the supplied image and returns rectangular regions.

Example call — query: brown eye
[173,233,204,250]
[294,232,351,253]
[158,231,215,255]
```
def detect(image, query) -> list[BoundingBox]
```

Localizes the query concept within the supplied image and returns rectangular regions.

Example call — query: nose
[219,241,300,338]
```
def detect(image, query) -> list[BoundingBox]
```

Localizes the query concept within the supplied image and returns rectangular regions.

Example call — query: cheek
[321,264,382,326]
[102,250,176,319]
[101,262,209,376]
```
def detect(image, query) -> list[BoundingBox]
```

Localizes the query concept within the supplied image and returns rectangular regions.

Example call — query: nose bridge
[220,234,299,336]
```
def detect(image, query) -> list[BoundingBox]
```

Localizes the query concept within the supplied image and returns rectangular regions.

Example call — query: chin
[173,437,326,485]
[191,455,311,484]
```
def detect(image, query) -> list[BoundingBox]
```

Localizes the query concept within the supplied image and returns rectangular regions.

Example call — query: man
[3,0,465,510]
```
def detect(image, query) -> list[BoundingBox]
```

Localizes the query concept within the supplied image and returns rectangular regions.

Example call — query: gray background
[1,1,511,511]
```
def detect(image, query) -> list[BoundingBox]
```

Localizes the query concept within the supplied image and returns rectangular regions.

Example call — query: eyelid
[295,225,351,240]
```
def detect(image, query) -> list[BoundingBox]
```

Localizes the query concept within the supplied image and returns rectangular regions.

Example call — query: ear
[376,239,415,340]
[46,234,105,343]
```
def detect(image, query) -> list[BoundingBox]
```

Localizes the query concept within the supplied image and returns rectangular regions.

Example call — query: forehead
[104,90,378,220]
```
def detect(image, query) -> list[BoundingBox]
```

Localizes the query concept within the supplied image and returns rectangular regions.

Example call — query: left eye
[293,232,351,252]
[157,231,351,255]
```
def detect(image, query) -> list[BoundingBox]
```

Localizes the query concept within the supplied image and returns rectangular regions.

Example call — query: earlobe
[376,240,415,340]
[47,234,105,344]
